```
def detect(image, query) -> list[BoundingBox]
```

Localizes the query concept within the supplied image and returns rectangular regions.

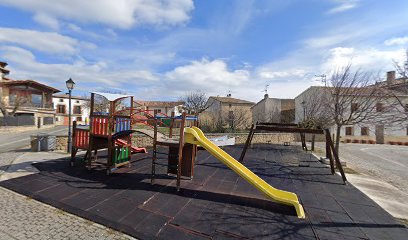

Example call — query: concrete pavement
[0,126,68,153]
[0,150,135,240]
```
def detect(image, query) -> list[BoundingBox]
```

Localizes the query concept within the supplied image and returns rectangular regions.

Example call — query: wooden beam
[239,123,255,162]
[255,125,324,134]
[325,129,347,183]
[257,122,298,127]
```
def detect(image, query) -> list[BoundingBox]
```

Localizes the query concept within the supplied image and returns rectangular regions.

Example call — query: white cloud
[165,59,250,93]
[0,46,159,92]
[327,0,359,14]
[322,47,406,73]
[33,12,59,30]
[0,0,194,29]
[0,27,78,55]
[384,36,408,46]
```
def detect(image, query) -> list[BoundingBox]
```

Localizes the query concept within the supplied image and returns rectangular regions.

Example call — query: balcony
[8,101,54,110]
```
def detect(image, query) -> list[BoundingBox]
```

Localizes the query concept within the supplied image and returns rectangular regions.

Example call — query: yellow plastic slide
[184,127,305,219]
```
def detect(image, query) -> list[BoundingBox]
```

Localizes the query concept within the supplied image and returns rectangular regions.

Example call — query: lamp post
[66,78,75,153]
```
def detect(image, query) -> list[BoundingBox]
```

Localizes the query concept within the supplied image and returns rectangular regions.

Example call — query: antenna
[315,74,327,86]
[262,84,269,94]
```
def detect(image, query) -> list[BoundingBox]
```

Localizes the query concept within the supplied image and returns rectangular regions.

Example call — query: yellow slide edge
[184,127,305,219]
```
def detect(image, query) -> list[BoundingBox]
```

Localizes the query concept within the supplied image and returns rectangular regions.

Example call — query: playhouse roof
[92,92,132,102]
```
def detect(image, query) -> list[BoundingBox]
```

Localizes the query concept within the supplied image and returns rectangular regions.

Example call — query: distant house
[251,94,295,124]
[204,94,255,129]
[134,100,184,116]
[0,62,60,128]
[52,94,90,125]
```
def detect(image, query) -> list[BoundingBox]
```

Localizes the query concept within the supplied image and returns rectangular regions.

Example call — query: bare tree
[179,90,210,115]
[223,106,252,130]
[0,95,28,117]
[324,65,385,154]
[394,49,408,79]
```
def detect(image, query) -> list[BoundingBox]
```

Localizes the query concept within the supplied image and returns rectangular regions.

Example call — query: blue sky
[0,0,407,102]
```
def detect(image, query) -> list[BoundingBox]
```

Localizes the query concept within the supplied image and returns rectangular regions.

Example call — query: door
[63,116,69,126]
[375,125,384,144]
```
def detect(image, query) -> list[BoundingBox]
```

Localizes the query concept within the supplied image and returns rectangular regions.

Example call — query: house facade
[251,94,295,124]
[52,94,90,125]
[134,100,184,116]
[204,94,255,129]
[295,72,408,143]
[0,62,60,128]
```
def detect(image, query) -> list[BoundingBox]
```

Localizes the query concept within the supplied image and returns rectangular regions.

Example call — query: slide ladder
[184,127,305,218]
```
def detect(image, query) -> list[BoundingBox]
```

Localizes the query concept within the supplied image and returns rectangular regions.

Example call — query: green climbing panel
[113,146,129,164]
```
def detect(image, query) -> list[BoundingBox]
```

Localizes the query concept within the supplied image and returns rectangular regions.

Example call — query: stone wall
[55,135,68,152]
[132,132,296,147]
[55,132,298,151]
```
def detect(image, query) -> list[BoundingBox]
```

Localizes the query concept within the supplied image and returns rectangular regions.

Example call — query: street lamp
[66,78,75,153]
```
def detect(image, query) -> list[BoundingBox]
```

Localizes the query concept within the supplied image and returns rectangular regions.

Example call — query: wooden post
[169,111,175,138]
[239,123,255,162]
[70,121,77,166]
[311,134,315,151]
[324,130,335,174]
[176,112,186,191]
[107,101,114,174]
[87,93,95,170]
[151,118,158,184]
[325,129,347,183]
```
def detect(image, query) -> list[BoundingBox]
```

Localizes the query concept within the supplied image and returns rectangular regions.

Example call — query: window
[9,93,17,105]
[59,98,64,102]
[154,109,162,115]
[351,103,357,111]
[57,105,66,114]
[31,94,42,106]
[76,117,82,122]
[361,127,369,136]
[376,103,383,112]
[345,127,354,136]
[229,104,232,108]
[55,117,59,122]
[73,106,82,114]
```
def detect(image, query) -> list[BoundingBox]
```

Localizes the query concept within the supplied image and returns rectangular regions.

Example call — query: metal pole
[67,89,72,153]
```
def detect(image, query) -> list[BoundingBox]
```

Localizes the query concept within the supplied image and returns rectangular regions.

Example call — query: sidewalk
[0,150,135,240]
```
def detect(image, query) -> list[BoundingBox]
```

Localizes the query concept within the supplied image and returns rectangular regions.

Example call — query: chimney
[264,93,269,99]
[0,61,10,81]
[386,71,395,85]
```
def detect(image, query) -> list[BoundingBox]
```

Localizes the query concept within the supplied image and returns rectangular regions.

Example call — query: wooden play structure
[131,112,199,190]
[71,92,146,174]
[239,122,347,183]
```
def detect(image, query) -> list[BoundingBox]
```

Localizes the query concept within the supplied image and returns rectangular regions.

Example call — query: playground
[0,92,406,239]
[1,144,407,239]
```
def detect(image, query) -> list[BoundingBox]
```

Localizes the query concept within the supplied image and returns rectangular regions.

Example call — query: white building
[52,94,90,125]
[294,71,408,143]
[251,94,295,123]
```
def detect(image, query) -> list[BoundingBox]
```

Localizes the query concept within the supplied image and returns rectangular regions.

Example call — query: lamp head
[66,78,75,90]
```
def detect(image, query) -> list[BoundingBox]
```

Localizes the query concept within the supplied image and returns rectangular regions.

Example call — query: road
[0,126,68,153]
[316,142,408,192]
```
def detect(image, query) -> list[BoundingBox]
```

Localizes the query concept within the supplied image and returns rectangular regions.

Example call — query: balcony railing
[9,102,54,109]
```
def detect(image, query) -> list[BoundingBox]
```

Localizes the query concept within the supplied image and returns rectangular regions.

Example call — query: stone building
[204,94,255,129]
[0,62,60,128]
[251,94,295,124]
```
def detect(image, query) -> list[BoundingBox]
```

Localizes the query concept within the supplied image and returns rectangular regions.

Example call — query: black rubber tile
[157,224,211,240]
